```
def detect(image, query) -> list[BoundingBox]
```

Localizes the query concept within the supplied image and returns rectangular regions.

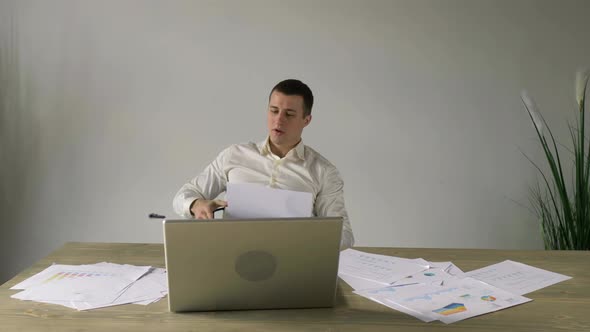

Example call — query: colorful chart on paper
[433,303,467,316]
[43,271,115,283]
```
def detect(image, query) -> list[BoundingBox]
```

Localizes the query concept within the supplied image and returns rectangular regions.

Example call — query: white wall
[2,0,589,282]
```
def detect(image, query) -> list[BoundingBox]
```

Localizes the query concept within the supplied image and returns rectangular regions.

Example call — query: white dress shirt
[173,137,354,250]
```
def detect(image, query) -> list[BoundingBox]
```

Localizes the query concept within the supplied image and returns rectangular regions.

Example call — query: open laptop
[162,217,343,312]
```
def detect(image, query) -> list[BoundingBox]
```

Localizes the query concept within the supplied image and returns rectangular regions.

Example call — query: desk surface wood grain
[1,242,588,332]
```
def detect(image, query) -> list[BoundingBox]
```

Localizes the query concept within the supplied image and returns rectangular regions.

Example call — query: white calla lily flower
[521,90,543,136]
[575,68,590,108]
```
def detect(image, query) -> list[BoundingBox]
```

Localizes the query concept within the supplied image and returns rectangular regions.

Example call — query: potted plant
[521,69,590,250]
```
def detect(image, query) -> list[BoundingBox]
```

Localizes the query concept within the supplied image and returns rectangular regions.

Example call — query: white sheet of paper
[338,249,429,284]
[73,268,168,310]
[225,183,313,219]
[114,268,167,303]
[11,263,77,290]
[391,267,459,287]
[347,250,431,268]
[353,283,438,322]
[356,277,531,324]
[426,261,465,277]
[11,263,151,308]
[338,273,388,291]
[381,297,438,322]
[11,263,168,310]
[337,273,435,322]
[465,260,572,295]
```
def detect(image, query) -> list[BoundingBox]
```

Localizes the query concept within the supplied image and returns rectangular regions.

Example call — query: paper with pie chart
[391,267,458,286]
[355,277,531,324]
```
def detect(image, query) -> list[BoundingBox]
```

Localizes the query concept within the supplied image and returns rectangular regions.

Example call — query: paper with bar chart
[12,263,116,290]
[10,262,167,310]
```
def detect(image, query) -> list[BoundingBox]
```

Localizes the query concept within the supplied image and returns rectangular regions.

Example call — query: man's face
[267,91,311,151]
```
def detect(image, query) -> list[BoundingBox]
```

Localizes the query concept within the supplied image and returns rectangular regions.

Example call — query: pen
[148,208,225,220]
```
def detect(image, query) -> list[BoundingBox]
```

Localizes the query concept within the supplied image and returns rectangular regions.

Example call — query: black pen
[148,208,225,220]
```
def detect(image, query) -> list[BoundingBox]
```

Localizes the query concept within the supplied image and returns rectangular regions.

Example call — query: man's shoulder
[303,144,338,170]
[221,141,261,155]
[227,141,258,148]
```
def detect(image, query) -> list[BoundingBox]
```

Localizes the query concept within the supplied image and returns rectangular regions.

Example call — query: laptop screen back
[163,217,343,312]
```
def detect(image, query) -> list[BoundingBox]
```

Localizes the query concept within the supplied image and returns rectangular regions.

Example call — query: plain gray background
[1,0,590,283]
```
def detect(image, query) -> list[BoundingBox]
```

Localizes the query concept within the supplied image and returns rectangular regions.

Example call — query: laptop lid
[163,217,343,312]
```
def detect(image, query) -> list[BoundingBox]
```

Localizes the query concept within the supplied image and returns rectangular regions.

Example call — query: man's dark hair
[269,79,314,117]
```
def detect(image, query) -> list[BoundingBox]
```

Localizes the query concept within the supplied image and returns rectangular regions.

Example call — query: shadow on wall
[0,4,41,283]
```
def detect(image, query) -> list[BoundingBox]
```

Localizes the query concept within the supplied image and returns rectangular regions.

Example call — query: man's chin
[269,133,283,142]
[269,137,282,146]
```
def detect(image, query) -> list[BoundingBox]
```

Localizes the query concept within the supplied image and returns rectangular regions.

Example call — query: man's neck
[269,140,300,158]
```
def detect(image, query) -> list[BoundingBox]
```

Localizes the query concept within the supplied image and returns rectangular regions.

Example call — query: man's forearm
[173,185,204,218]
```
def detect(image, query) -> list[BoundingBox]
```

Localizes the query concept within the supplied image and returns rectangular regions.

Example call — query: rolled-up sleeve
[172,147,231,218]
[314,166,355,250]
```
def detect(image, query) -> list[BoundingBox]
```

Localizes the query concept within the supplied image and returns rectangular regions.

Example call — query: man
[172,79,354,250]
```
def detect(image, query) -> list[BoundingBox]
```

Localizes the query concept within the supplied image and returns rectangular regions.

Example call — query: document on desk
[355,277,531,324]
[464,260,572,295]
[225,182,313,218]
[427,261,465,277]
[11,262,148,293]
[11,263,150,306]
[338,273,387,291]
[70,267,168,310]
[10,262,168,310]
[119,267,168,305]
[339,250,573,324]
[391,267,459,287]
[338,249,429,285]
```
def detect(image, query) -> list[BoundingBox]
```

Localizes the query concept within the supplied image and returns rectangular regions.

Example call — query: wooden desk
[1,242,588,331]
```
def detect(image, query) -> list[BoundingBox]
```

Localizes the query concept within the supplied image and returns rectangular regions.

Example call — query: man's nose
[276,112,287,124]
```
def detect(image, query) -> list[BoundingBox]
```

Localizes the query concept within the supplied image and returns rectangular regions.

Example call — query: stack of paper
[10,262,168,310]
[339,249,571,324]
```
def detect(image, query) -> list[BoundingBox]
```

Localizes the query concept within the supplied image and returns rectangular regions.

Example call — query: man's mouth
[273,129,284,134]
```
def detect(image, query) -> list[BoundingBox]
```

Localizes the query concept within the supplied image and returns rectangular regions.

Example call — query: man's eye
[286,113,294,117]
[270,109,278,113]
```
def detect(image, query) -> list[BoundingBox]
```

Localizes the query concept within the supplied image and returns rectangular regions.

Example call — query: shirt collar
[258,136,305,160]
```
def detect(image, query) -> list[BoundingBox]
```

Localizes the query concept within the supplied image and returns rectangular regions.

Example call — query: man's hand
[190,199,228,219]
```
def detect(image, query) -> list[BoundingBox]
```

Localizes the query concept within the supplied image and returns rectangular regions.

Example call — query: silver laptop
[163,217,343,312]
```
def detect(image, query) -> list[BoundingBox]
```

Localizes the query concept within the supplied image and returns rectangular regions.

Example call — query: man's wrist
[189,199,199,216]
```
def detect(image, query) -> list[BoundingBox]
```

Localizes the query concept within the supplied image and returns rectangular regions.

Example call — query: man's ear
[304,114,312,127]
